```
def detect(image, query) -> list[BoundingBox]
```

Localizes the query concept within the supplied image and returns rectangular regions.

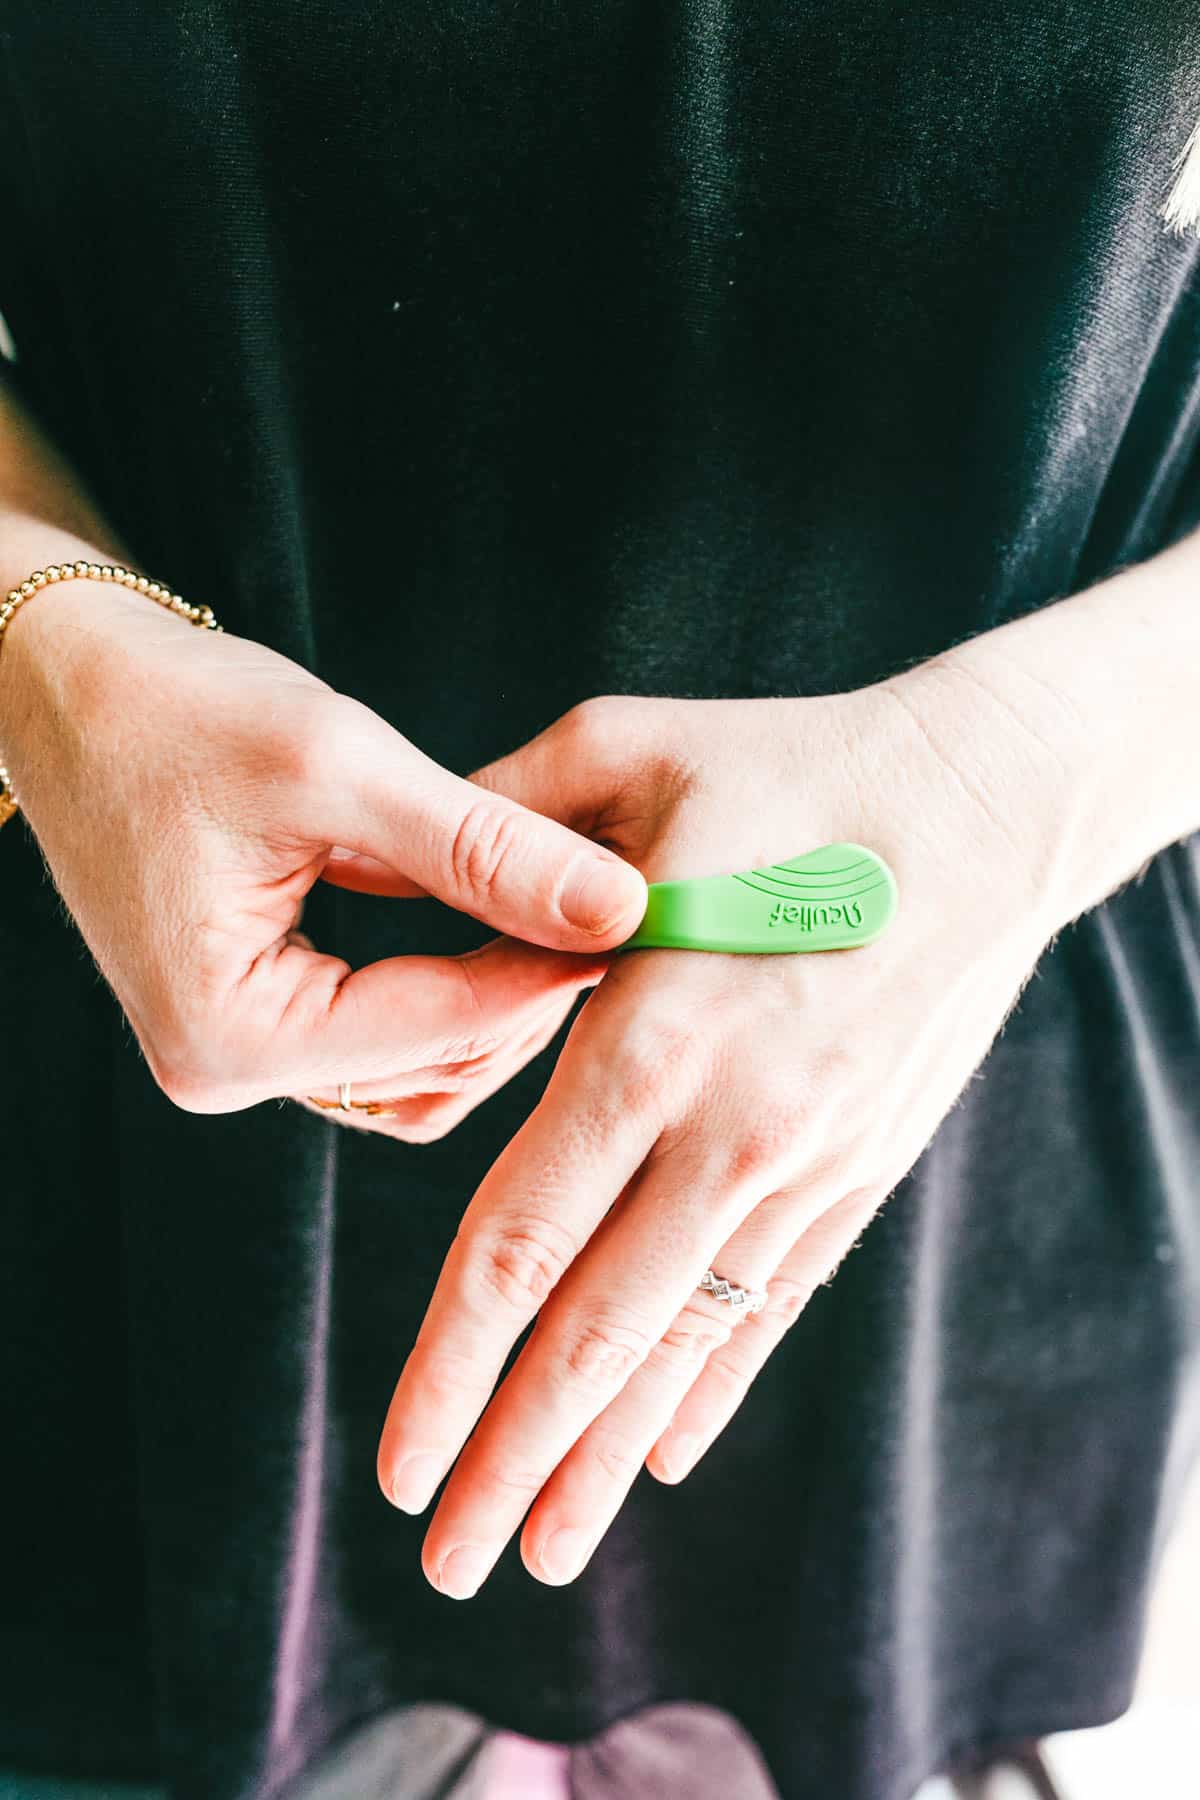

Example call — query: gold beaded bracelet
[0,559,221,829]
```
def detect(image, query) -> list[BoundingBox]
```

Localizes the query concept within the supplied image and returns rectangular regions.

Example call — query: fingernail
[658,1434,699,1483]
[561,855,642,936]
[435,1543,492,1600]
[536,1526,594,1584]
[390,1451,444,1514]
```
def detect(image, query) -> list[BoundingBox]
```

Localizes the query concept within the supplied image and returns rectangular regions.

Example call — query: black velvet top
[2,6,1199,1799]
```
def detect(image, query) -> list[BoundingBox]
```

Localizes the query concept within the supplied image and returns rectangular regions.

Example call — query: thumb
[318,719,647,952]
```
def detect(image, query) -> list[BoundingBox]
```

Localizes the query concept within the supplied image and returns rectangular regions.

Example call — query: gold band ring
[306,1080,390,1116]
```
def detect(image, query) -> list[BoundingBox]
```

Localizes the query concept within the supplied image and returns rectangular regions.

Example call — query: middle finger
[376,1017,671,1516]
[511,1165,854,1586]
[416,1126,770,1598]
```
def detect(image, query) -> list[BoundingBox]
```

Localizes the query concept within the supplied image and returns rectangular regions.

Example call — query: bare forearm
[0,369,133,567]
[0,373,145,753]
[912,527,1200,930]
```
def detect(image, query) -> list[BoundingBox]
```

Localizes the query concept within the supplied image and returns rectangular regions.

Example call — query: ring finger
[646,1180,886,1486]
[294,982,579,1133]
[514,1180,834,1591]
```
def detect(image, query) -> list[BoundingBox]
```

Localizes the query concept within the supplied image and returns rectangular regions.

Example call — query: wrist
[868,656,1071,952]
[921,536,1200,932]
[0,527,181,812]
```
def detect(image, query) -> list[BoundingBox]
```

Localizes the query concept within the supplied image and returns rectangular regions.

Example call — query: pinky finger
[646,1182,887,1486]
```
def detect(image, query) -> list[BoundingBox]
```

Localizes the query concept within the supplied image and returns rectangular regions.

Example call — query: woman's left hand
[376,660,1076,1597]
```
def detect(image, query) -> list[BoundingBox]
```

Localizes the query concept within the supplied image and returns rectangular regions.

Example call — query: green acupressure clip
[616,842,897,954]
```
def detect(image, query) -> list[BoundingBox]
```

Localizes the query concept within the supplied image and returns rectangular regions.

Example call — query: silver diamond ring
[697,1268,768,1318]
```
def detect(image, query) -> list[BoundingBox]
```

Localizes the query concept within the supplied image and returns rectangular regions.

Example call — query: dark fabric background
[1,5,1199,1799]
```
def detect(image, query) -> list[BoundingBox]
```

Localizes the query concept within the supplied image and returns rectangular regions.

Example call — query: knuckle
[268,695,349,789]
[447,796,526,907]
[843,1175,889,1215]
[724,1101,806,1185]
[654,1305,733,1373]
[474,1214,578,1315]
[451,956,503,1059]
[609,1018,699,1118]
[700,1347,752,1401]
[557,694,692,814]
[557,1310,652,1392]
[413,1345,489,1413]
[773,1186,886,1307]
[146,1030,234,1114]
[558,694,628,749]
[762,1274,813,1329]
[471,1450,547,1500]
[805,1040,857,1100]
[150,1057,214,1112]
[154,1070,230,1114]
[588,1427,645,1484]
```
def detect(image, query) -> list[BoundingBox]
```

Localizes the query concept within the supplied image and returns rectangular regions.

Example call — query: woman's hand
[0,554,646,1123]
[377,662,1081,1595]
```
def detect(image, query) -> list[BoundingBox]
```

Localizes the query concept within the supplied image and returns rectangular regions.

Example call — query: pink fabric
[480,1729,572,1798]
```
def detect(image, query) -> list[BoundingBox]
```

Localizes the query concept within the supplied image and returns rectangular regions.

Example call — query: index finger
[375,1002,676,1512]
[168,935,608,1113]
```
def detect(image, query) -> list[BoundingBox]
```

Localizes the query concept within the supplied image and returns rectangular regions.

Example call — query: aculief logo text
[767,899,864,930]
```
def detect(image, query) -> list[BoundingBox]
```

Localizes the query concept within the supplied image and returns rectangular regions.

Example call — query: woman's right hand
[0,546,647,1128]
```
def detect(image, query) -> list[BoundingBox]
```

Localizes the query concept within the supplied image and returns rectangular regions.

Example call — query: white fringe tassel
[1161,119,1200,236]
